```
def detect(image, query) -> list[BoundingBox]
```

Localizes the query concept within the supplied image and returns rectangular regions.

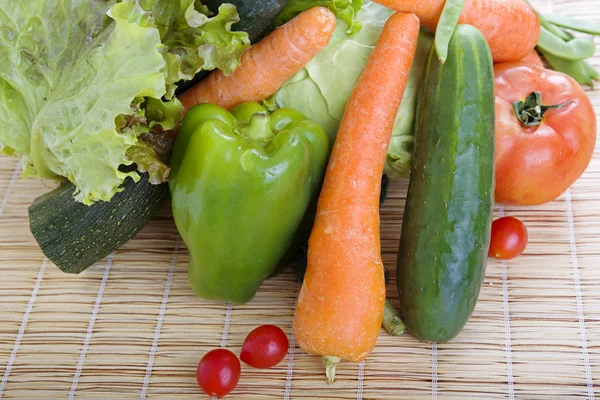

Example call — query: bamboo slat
[1,0,599,398]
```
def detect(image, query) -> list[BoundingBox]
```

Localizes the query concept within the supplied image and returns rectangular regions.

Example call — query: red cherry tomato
[240,325,289,369]
[196,348,240,398]
[488,217,528,260]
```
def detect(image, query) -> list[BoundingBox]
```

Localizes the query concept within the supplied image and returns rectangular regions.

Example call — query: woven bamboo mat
[1,0,600,399]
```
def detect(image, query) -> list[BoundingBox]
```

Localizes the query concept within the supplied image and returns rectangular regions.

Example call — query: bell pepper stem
[382,300,406,336]
[323,355,341,384]
[239,111,274,142]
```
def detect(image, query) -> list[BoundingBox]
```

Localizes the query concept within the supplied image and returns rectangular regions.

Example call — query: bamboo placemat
[1,0,599,398]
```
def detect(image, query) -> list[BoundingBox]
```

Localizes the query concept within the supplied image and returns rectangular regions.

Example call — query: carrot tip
[323,356,341,384]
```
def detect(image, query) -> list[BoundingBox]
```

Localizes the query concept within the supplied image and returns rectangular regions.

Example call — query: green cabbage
[0,0,249,204]
[271,1,432,178]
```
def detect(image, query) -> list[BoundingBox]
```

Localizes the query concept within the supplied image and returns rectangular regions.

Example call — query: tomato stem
[382,300,406,336]
[512,91,572,127]
[323,356,341,384]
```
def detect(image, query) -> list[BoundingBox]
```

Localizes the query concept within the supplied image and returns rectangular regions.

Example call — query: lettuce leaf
[274,0,363,34]
[0,0,249,204]
[121,97,182,184]
[137,0,250,98]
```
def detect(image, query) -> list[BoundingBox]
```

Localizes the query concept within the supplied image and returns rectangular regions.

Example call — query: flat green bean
[539,14,572,40]
[434,0,464,64]
[525,0,571,40]
[537,26,596,61]
[540,49,594,87]
[544,13,600,36]
[584,60,600,80]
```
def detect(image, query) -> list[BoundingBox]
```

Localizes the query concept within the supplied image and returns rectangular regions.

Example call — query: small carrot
[178,7,336,112]
[373,0,540,63]
[518,48,545,68]
[293,12,420,383]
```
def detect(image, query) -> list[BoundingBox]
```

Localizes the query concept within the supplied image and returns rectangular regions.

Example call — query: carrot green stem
[323,356,341,384]
[382,300,406,336]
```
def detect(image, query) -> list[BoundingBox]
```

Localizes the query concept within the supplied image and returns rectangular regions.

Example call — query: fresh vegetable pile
[1,0,599,397]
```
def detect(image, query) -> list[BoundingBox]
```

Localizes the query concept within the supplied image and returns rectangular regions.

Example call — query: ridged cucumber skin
[396,25,495,343]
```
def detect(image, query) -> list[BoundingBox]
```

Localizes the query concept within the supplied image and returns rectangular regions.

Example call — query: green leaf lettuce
[0,0,249,204]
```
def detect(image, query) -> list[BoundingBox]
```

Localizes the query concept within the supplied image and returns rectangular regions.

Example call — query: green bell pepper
[169,102,330,303]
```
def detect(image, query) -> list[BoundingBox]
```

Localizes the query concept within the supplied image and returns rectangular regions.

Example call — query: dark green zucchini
[29,173,169,274]
[396,25,495,342]
[380,173,390,206]
[204,0,288,41]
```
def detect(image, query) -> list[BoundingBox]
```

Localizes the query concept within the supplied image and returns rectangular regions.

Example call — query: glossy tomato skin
[494,63,596,205]
[488,217,528,260]
[196,348,241,397]
[240,325,289,369]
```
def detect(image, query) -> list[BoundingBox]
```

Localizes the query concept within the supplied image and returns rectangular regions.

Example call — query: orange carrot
[179,7,336,112]
[292,12,420,383]
[518,48,545,68]
[373,0,540,63]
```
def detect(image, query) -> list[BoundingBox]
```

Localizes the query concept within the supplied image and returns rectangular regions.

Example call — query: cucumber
[396,25,495,343]
[29,172,169,274]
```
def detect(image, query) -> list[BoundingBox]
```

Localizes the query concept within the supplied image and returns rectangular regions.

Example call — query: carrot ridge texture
[179,7,337,112]
[293,12,421,363]
[374,0,540,63]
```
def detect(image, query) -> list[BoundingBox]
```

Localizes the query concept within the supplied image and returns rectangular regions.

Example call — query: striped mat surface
[1,0,599,398]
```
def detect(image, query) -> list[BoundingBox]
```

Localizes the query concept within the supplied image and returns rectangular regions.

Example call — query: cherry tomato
[488,217,528,260]
[196,348,240,397]
[494,63,596,205]
[240,325,289,369]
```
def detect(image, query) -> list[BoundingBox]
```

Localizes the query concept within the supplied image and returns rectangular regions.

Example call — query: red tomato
[196,348,240,397]
[494,63,596,205]
[240,325,289,369]
[488,217,528,260]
